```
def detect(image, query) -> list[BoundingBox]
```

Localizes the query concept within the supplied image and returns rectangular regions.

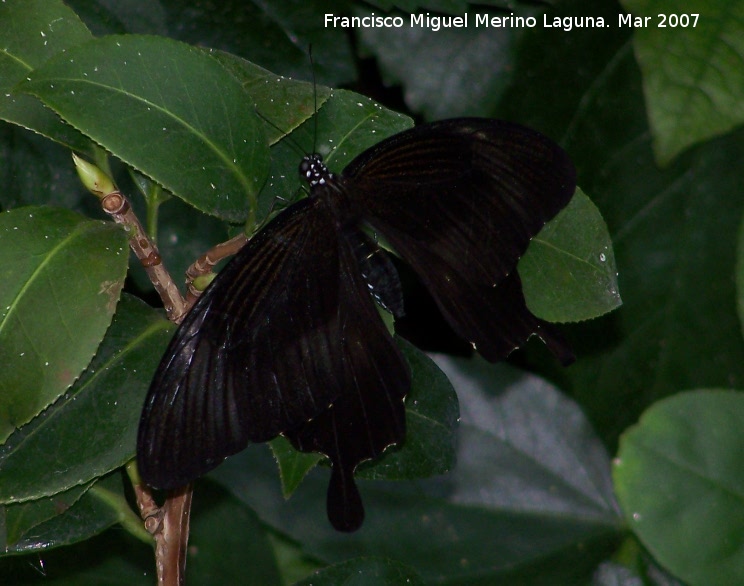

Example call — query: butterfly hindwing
[284,225,410,531]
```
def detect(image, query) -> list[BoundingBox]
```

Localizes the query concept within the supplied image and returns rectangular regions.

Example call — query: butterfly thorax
[300,153,359,227]
[300,154,333,189]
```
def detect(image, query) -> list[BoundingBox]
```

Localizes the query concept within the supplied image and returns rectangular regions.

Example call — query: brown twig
[100,189,193,586]
[75,154,194,585]
[131,477,193,586]
[99,191,188,324]
[75,154,251,585]
[184,233,248,307]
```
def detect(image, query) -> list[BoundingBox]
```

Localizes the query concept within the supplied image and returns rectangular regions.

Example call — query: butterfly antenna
[309,44,319,155]
[253,106,306,157]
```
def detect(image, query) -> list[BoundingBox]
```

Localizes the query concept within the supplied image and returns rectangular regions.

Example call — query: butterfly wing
[137,197,408,490]
[342,118,576,363]
[284,225,409,531]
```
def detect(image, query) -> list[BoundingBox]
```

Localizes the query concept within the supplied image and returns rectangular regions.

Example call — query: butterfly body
[137,117,576,532]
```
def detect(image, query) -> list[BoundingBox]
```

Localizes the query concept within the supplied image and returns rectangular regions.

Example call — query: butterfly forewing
[138,197,398,489]
[345,118,575,284]
[341,118,576,363]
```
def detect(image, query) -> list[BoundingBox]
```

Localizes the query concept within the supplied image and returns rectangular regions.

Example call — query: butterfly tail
[327,465,365,532]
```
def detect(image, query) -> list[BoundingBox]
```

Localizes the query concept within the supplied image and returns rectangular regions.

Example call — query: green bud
[72,153,116,198]
[192,273,217,292]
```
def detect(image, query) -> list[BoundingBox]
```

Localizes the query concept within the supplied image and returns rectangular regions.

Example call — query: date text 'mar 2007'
[619,13,699,27]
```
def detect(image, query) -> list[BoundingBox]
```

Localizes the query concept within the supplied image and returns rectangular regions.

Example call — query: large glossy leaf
[0,518,152,584]
[208,50,332,145]
[1,472,140,556]
[0,295,173,503]
[212,358,621,584]
[1,482,91,554]
[0,0,93,152]
[207,50,335,226]
[614,390,744,586]
[0,206,128,443]
[575,92,744,438]
[520,187,621,323]
[432,356,618,523]
[621,0,744,164]
[21,35,270,222]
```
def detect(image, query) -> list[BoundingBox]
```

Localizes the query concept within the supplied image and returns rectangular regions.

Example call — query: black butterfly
[137,117,576,532]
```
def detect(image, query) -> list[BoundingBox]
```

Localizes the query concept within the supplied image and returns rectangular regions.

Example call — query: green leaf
[1,477,284,582]
[432,356,618,523]
[270,436,324,499]
[0,206,128,443]
[20,35,270,223]
[0,522,152,583]
[621,0,744,164]
[0,0,93,152]
[267,531,324,585]
[295,557,424,586]
[520,188,622,323]
[310,89,413,171]
[534,1,744,446]
[1,482,90,554]
[209,50,332,145]
[614,390,744,586]
[1,472,139,555]
[0,295,173,503]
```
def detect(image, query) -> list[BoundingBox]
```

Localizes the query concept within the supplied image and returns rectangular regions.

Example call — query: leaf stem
[144,182,164,242]
[88,481,153,545]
